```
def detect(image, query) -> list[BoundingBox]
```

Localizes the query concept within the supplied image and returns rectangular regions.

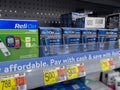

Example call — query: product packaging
[97,29,107,50]
[106,29,118,50]
[62,27,81,53]
[40,27,62,56]
[60,12,88,27]
[76,17,105,28]
[81,29,97,51]
[0,19,39,62]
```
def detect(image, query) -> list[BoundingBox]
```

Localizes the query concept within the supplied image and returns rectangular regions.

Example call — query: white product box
[76,17,105,28]
[102,71,115,84]
[107,72,120,85]
[115,77,120,90]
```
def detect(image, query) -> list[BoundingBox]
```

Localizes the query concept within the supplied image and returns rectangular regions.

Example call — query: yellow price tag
[44,70,58,85]
[0,77,16,90]
[67,66,79,80]
[101,60,110,72]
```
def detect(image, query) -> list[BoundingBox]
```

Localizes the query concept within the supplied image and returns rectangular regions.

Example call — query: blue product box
[60,12,88,27]
[42,83,66,90]
[63,79,91,90]
[97,29,107,50]
[81,29,97,52]
[106,29,118,49]
[40,27,62,57]
[62,27,81,53]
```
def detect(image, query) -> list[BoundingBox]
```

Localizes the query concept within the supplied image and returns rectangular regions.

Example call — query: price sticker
[57,67,67,82]
[109,59,115,70]
[15,73,27,90]
[0,77,16,90]
[66,66,79,80]
[101,60,110,72]
[78,63,86,77]
[44,70,58,85]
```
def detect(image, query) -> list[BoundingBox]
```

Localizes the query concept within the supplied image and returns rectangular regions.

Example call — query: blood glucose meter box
[0,19,39,62]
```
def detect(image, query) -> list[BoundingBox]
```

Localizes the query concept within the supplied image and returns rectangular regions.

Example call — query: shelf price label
[101,59,115,72]
[78,63,86,77]
[109,59,115,70]
[44,69,58,85]
[15,73,27,90]
[66,66,79,80]
[57,67,67,82]
[0,77,16,90]
[100,59,110,72]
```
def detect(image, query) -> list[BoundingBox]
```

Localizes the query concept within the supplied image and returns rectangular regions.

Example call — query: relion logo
[15,23,37,29]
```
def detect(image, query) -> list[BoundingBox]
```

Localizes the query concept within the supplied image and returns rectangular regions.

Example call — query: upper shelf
[82,0,120,7]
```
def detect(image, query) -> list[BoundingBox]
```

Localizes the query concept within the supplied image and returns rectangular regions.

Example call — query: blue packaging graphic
[97,29,107,50]
[106,29,118,49]
[60,12,88,27]
[81,29,97,51]
[76,18,85,28]
[62,27,81,53]
[40,27,62,56]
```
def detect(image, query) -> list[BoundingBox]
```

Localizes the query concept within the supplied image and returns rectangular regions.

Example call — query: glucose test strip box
[97,29,107,50]
[81,29,97,52]
[40,27,62,56]
[0,19,39,62]
[106,29,118,50]
[62,27,81,53]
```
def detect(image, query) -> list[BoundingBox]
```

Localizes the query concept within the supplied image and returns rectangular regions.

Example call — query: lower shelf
[0,49,120,89]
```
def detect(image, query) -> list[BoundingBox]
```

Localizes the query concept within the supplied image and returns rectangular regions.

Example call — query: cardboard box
[76,17,105,28]
[40,27,62,56]
[62,27,81,53]
[60,12,88,27]
[81,29,97,51]
[0,19,39,62]
[106,29,118,49]
[97,29,107,50]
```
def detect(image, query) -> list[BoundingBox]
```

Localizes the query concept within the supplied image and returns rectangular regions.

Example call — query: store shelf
[81,0,120,7]
[0,48,120,89]
[0,0,119,89]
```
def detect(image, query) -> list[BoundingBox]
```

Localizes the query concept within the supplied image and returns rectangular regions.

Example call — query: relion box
[0,19,39,62]
[62,27,81,53]
[81,29,97,51]
[40,27,62,57]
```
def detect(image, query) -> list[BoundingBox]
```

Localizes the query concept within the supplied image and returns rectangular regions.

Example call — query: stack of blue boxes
[39,27,118,57]
[39,12,118,57]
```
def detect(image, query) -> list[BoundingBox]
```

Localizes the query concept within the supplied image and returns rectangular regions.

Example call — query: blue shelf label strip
[0,49,120,74]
